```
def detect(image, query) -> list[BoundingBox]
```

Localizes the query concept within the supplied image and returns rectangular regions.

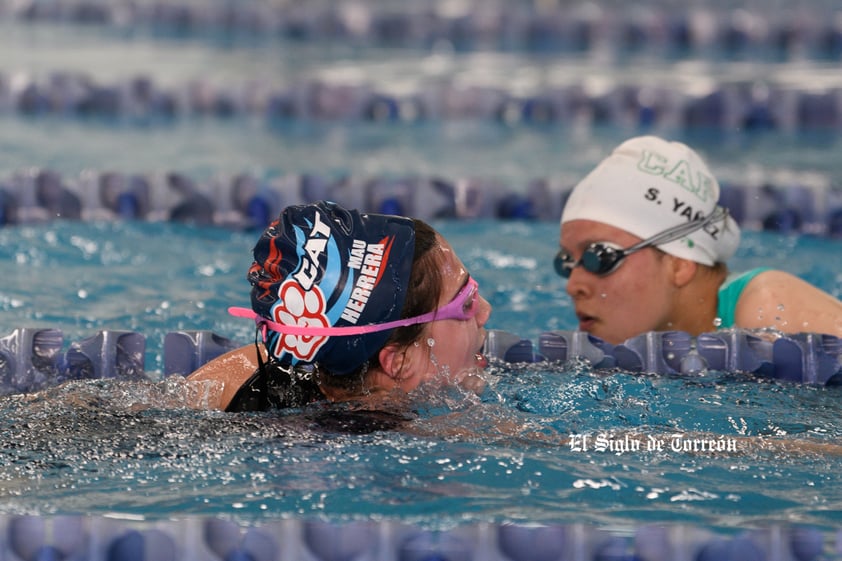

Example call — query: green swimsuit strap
[716,267,773,328]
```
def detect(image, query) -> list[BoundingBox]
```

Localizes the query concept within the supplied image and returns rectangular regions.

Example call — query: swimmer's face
[560,219,679,344]
[393,235,492,394]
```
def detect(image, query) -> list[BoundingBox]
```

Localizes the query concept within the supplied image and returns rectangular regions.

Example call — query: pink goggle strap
[229,277,479,339]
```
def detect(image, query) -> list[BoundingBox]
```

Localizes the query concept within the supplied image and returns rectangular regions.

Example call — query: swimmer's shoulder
[734,269,842,335]
[187,345,263,410]
[737,269,813,312]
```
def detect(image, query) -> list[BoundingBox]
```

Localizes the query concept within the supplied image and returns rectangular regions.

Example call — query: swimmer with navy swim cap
[557,135,842,344]
[189,200,492,412]
[247,200,416,377]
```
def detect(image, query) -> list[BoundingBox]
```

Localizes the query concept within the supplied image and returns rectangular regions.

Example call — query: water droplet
[777,304,785,311]
[713,317,722,327]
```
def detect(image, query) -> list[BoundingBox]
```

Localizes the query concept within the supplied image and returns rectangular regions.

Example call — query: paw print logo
[270,280,330,362]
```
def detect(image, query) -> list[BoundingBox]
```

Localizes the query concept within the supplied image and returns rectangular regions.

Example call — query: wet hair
[226,219,441,411]
[379,220,442,348]
[703,261,729,285]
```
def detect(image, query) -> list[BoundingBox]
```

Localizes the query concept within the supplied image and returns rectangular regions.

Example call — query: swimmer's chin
[457,372,487,395]
[453,354,489,394]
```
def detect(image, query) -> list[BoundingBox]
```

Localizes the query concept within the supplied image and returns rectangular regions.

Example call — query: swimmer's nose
[565,266,593,300]
[476,295,492,326]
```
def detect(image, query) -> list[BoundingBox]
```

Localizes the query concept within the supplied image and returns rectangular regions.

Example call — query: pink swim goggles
[229,277,480,337]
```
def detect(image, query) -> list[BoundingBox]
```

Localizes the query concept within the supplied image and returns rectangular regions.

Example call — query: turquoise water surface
[0,219,839,532]
[1,0,842,539]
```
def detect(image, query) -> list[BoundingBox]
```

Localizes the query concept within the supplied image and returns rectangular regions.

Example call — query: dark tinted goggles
[555,207,729,279]
[554,242,632,278]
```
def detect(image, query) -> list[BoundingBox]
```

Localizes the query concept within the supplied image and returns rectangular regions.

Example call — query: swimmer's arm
[734,270,842,337]
[186,344,265,410]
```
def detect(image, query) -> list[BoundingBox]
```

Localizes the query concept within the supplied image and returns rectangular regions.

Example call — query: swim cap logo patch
[637,149,714,203]
[270,279,329,361]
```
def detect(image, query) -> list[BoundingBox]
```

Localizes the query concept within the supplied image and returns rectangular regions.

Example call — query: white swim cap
[561,135,740,265]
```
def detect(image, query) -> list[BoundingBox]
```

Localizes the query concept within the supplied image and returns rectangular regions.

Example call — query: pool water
[2,0,842,548]
[2,219,839,372]
[0,219,840,533]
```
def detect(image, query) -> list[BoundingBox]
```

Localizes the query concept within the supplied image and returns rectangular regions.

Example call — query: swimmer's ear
[377,343,407,380]
[378,342,424,381]
[669,255,697,288]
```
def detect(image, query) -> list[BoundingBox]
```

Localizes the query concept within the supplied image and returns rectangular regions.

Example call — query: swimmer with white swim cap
[557,135,842,343]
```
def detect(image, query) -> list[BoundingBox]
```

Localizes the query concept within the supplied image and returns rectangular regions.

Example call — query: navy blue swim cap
[248,200,416,376]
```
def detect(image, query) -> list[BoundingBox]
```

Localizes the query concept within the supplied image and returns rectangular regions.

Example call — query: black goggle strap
[591,206,728,264]
[253,326,266,369]
[625,206,728,253]
[249,326,271,410]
